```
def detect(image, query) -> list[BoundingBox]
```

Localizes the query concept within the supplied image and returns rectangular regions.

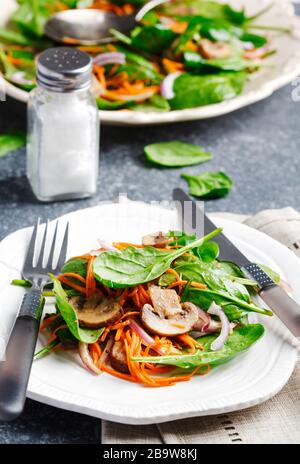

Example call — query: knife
[173,188,300,337]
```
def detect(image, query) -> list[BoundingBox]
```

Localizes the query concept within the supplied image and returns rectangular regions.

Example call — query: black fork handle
[0,291,41,421]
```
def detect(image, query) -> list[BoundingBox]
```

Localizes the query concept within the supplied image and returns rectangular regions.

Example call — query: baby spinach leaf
[132,324,265,368]
[183,51,255,72]
[144,141,212,167]
[181,171,233,199]
[93,229,222,288]
[12,0,52,37]
[169,72,246,110]
[182,286,272,316]
[61,257,88,278]
[196,241,219,262]
[50,275,104,343]
[0,133,26,157]
[97,98,134,110]
[258,264,280,284]
[134,95,170,112]
[34,339,60,360]
[131,24,176,54]
[0,27,36,46]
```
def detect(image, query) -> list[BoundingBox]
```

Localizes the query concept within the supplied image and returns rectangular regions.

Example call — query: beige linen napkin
[102,208,300,445]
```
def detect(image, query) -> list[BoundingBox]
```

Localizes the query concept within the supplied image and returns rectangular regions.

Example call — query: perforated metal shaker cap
[37,47,92,92]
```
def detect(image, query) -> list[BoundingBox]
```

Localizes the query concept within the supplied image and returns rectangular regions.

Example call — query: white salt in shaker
[27,47,99,201]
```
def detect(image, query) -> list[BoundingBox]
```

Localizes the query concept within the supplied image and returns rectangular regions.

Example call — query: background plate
[1,0,300,125]
[0,201,298,424]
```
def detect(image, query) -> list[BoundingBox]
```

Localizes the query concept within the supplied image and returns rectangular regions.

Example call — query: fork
[0,218,69,421]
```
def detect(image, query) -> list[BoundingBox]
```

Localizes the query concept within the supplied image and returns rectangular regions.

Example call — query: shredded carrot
[86,255,96,298]
[59,272,86,284]
[162,58,185,73]
[39,314,59,333]
[169,21,188,34]
[90,342,101,364]
[58,276,87,295]
[190,282,207,290]
[98,363,135,382]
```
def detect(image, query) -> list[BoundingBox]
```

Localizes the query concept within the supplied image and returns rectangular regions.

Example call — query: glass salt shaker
[27,47,99,201]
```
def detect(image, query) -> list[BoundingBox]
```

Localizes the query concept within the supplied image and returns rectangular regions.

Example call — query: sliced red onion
[160,72,182,100]
[97,240,119,252]
[99,334,115,366]
[93,52,126,66]
[79,342,101,375]
[193,307,212,332]
[244,45,270,60]
[207,302,231,351]
[130,319,156,346]
[129,319,179,355]
[10,71,35,86]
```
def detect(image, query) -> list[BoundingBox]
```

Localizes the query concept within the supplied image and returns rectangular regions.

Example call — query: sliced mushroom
[142,231,173,247]
[141,286,198,336]
[199,39,232,59]
[110,341,129,374]
[69,294,123,329]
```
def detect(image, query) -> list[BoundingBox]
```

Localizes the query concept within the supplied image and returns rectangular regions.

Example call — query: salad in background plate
[0,0,288,112]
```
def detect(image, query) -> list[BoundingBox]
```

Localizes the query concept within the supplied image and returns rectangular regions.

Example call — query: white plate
[0,201,299,424]
[1,0,300,125]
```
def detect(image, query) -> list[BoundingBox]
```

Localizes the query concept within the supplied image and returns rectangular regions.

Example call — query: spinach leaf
[173,19,201,56]
[0,27,36,46]
[183,51,255,72]
[167,230,197,246]
[50,275,104,343]
[12,0,51,37]
[132,324,265,368]
[144,141,212,167]
[61,257,88,278]
[196,241,219,262]
[258,264,280,284]
[133,95,170,112]
[97,98,134,110]
[34,339,60,360]
[93,229,222,288]
[182,286,272,316]
[131,25,176,54]
[182,171,233,199]
[0,133,26,157]
[169,72,246,110]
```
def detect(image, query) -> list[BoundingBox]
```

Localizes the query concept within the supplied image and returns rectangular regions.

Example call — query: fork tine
[24,218,40,269]
[35,220,49,270]
[45,221,59,270]
[54,221,69,272]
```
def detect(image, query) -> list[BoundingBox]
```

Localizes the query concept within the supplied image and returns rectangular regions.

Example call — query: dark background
[0,6,300,443]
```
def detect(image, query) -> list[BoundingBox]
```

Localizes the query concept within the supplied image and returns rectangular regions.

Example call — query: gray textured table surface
[0,43,300,442]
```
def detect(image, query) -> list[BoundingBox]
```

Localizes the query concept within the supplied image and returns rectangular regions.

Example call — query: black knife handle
[0,294,41,421]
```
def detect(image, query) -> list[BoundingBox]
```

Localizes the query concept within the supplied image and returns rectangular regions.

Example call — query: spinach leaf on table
[132,324,265,368]
[169,72,246,110]
[51,275,104,343]
[0,133,26,157]
[93,229,222,288]
[144,141,212,167]
[181,171,233,199]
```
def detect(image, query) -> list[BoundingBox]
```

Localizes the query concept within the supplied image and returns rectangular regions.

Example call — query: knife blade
[173,188,300,337]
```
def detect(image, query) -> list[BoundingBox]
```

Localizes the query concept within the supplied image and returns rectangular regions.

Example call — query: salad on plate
[13,228,279,388]
[0,0,285,112]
